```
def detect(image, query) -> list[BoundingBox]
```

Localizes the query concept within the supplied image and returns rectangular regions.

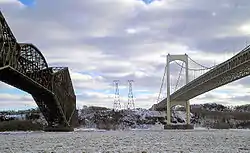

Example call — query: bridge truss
[0,11,76,131]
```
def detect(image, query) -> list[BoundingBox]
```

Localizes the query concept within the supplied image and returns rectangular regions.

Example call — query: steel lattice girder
[155,46,250,110]
[0,11,20,69]
[0,11,76,130]
[51,68,76,126]
[19,43,48,72]
[19,43,52,90]
[32,67,76,128]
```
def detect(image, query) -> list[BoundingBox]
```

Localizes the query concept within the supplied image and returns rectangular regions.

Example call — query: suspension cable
[156,64,167,103]
[174,61,184,92]
[174,61,207,71]
[174,60,215,71]
[187,56,214,69]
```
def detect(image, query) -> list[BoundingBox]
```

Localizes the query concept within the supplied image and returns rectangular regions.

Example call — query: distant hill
[1,103,250,131]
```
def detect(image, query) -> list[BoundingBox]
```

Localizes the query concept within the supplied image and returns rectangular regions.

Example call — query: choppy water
[0,129,250,153]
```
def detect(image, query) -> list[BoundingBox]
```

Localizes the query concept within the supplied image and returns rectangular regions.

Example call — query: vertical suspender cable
[174,61,184,92]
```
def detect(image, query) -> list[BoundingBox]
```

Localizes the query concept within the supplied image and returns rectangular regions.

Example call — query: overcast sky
[0,0,250,110]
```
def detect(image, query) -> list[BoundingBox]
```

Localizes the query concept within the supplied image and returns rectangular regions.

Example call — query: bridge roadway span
[153,45,250,111]
[0,11,76,131]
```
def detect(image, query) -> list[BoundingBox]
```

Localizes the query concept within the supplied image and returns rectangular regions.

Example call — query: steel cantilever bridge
[152,41,250,127]
[0,11,76,131]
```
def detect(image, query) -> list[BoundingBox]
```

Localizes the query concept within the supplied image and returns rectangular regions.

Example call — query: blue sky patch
[19,0,35,6]
[142,0,156,4]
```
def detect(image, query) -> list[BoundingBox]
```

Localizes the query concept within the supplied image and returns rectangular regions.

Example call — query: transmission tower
[127,80,135,110]
[113,80,121,110]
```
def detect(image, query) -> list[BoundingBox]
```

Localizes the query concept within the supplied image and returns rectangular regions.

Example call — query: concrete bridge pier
[165,100,193,129]
[186,100,191,125]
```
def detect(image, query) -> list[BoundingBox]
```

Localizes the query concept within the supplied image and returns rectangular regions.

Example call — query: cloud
[1,0,250,110]
[0,0,23,6]
[0,93,36,110]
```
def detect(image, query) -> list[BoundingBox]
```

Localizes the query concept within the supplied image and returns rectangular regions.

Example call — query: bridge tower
[166,54,191,126]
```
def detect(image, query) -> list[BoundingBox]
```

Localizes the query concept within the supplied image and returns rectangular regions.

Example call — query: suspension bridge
[0,11,76,131]
[152,46,250,129]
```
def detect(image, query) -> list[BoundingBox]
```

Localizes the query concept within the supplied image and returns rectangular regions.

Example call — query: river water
[0,128,249,153]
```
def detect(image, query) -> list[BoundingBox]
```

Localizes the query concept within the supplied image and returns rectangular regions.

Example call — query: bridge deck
[0,66,52,95]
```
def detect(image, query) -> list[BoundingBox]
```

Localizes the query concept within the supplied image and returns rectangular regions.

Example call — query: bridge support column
[166,101,171,125]
[166,54,171,125]
[186,100,191,125]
